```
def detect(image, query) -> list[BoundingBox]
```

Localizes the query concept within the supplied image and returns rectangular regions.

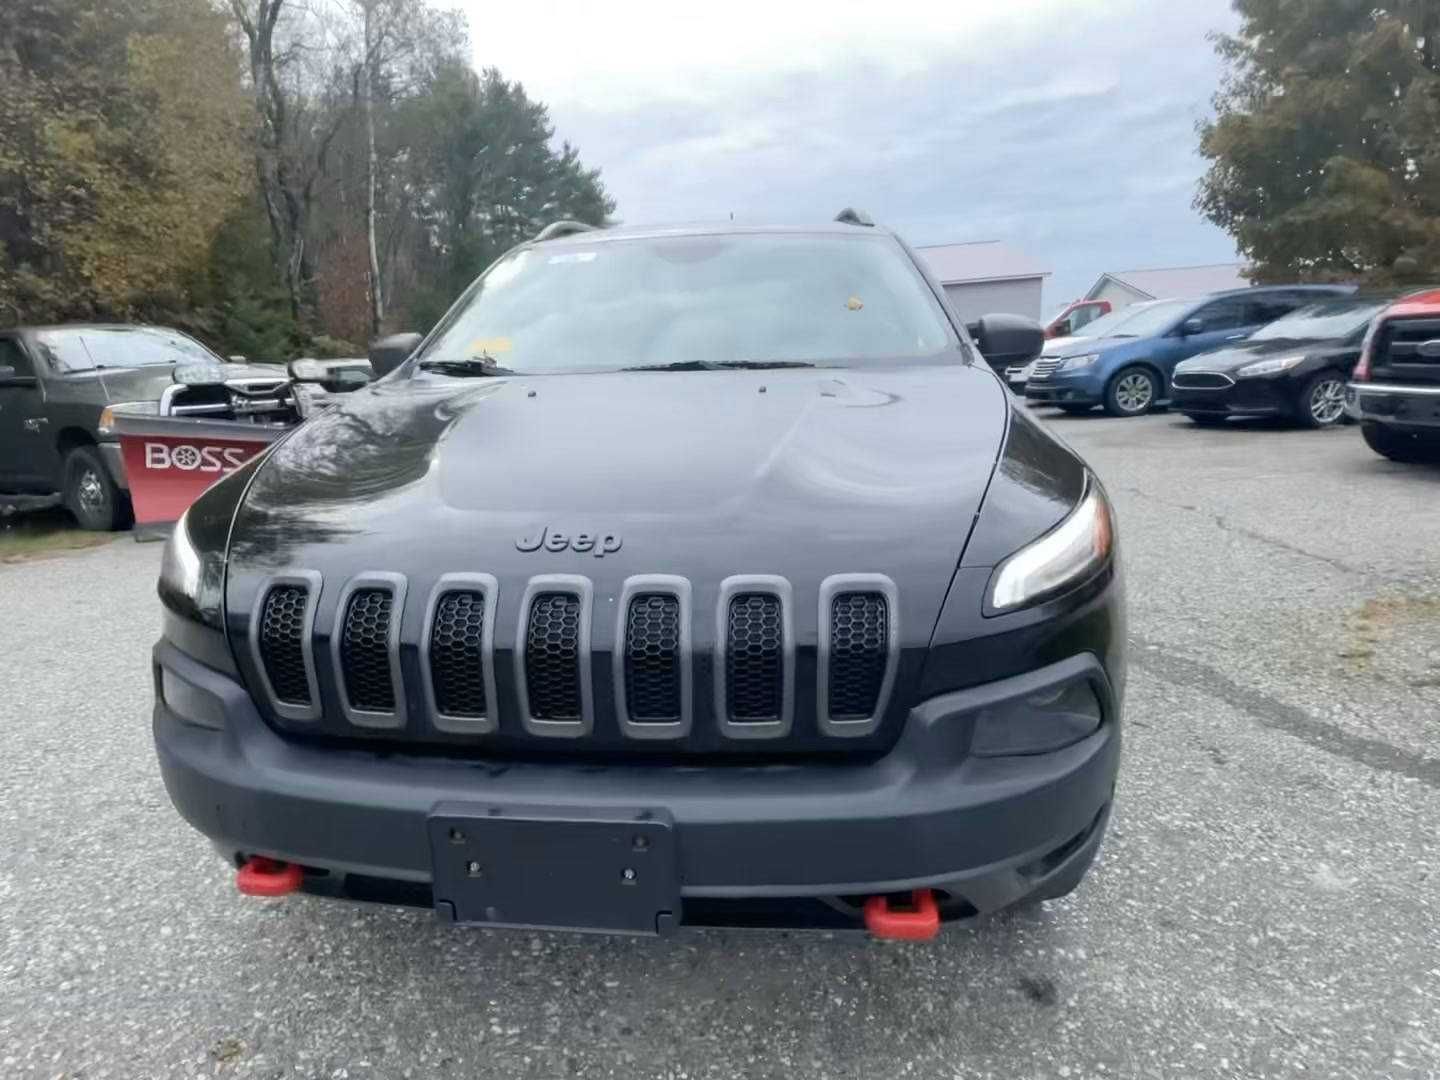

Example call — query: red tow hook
[863,889,940,940]
[236,856,304,897]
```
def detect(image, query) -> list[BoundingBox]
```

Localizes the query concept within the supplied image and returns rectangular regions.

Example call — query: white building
[915,241,1052,323]
[1084,263,1249,309]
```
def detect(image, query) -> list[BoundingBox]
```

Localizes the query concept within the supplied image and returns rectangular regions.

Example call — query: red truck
[1348,289,1440,463]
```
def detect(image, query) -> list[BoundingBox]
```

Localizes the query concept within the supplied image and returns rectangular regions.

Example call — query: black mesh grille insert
[624,594,681,722]
[828,592,888,719]
[726,593,783,722]
[429,590,487,718]
[341,589,396,712]
[525,593,582,721]
[258,585,310,706]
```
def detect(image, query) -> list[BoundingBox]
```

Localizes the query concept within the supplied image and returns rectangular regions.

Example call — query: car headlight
[989,478,1115,613]
[1236,354,1305,378]
[1059,353,1098,371]
[97,400,160,437]
[159,507,224,627]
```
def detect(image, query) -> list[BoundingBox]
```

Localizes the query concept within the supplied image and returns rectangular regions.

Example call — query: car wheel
[1361,422,1440,464]
[1103,367,1158,417]
[1298,370,1347,429]
[63,446,130,531]
[1185,413,1227,427]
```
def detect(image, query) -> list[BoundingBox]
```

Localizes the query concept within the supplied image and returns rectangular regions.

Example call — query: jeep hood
[226,362,1010,645]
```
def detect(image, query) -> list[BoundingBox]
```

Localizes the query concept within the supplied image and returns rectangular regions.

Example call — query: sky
[457,0,1243,310]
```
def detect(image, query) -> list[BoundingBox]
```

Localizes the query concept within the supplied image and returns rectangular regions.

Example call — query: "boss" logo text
[144,442,251,473]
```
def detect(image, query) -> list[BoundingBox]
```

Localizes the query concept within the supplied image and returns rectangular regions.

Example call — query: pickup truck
[0,324,367,529]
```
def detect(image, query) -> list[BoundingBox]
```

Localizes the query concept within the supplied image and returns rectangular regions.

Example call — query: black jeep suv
[153,216,1125,936]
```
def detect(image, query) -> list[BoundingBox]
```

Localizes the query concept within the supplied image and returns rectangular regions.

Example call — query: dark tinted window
[1247,295,1305,324]
[0,338,31,376]
[412,232,956,374]
[1190,298,1250,332]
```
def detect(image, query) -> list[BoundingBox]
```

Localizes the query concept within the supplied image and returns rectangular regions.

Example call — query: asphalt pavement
[2,409,1438,1079]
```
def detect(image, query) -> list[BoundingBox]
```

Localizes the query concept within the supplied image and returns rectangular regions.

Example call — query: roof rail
[834,207,875,227]
[533,220,597,243]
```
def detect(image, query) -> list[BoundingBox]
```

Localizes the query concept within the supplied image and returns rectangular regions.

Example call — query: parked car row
[0,324,371,529]
[1012,285,1440,464]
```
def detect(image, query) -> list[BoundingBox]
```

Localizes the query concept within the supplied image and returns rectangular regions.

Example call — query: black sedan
[1171,295,1395,428]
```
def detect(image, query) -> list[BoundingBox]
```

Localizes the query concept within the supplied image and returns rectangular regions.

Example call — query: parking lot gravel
[2,410,1438,1079]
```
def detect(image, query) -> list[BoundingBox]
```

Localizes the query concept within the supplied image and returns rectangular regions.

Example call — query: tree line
[0,0,614,359]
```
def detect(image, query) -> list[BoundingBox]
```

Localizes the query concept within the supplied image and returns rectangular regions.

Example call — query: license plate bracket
[427,803,678,935]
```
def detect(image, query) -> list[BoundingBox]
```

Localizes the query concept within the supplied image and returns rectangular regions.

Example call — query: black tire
[1184,413,1227,427]
[63,446,130,531]
[1058,404,1093,416]
[1361,422,1440,464]
[1296,369,1348,429]
[1102,366,1159,417]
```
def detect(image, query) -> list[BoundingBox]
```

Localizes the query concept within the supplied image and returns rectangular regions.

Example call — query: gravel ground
[2,410,1438,1080]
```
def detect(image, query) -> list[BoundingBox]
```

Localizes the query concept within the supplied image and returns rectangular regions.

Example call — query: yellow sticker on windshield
[467,336,513,354]
[846,296,864,311]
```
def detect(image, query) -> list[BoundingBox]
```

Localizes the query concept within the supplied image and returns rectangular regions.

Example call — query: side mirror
[288,358,326,383]
[972,313,1045,372]
[1180,317,1205,337]
[369,332,423,378]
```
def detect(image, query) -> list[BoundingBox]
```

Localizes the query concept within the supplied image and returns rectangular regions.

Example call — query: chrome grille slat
[816,574,899,737]
[714,575,794,740]
[420,573,498,734]
[515,575,594,737]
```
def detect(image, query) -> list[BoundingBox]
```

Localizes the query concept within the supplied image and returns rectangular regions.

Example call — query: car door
[1171,298,1253,372]
[0,336,58,492]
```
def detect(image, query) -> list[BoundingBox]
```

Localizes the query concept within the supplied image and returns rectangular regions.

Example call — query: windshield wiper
[622,359,816,372]
[417,356,514,377]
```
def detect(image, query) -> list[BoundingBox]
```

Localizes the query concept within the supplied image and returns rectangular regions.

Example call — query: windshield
[1249,298,1388,341]
[1064,301,1168,340]
[1086,299,1190,339]
[33,326,223,373]
[411,233,955,374]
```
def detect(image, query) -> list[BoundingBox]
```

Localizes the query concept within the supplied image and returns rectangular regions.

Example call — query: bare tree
[228,0,350,330]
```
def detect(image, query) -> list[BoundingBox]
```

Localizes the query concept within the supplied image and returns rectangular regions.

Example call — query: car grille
[525,593,584,721]
[257,585,311,706]
[1172,371,1234,389]
[1375,317,1440,382]
[340,589,397,713]
[725,593,785,722]
[429,590,488,718]
[244,572,905,753]
[827,592,888,719]
[624,594,683,722]
[1029,358,1062,380]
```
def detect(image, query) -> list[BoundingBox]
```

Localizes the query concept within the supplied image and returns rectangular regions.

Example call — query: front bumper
[1347,382,1440,430]
[1173,376,1291,417]
[1025,378,1100,407]
[153,640,1120,929]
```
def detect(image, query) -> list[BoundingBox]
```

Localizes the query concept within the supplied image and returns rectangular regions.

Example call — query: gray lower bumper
[1347,382,1440,429]
[152,640,1120,917]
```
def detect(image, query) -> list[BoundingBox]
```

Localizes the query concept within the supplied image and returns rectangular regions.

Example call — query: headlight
[159,506,225,628]
[97,400,160,437]
[1236,354,1305,378]
[1059,353,1099,371]
[989,478,1115,613]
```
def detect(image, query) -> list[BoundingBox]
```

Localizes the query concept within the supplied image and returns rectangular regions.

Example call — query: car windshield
[1249,298,1389,341]
[1087,299,1191,338]
[33,327,223,372]
[1068,301,1170,340]
[410,232,956,375]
